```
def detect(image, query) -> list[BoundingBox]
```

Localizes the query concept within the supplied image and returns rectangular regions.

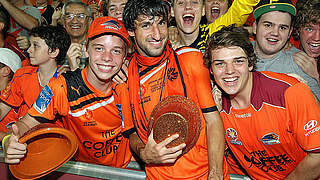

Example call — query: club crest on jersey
[260,132,280,145]
[226,128,242,145]
[34,85,53,114]
[167,67,178,81]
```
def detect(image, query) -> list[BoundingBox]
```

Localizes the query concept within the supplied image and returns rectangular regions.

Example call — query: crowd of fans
[0,0,319,179]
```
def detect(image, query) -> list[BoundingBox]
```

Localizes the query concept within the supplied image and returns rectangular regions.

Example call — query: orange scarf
[128,42,197,142]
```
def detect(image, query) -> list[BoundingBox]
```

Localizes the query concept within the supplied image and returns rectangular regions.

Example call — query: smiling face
[211,46,253,97]
[27,36,51,66]
[299,23,320,58]
[107,0,128,20]
[253,11,292,58]
[172,0,205,35]
[85,35,126,83]
[63,3,91,41]
[129,15,168,57]
[205,0,228,24]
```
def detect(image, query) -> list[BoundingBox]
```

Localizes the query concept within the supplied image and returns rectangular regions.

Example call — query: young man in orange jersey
[3,17,134,168]
[0,25,70,136]
[204,25,320,179]
[123,0,226,179]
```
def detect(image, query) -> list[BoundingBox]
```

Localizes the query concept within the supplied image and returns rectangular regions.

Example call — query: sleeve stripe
[32,116,51,123]
[306,147,320,153]
[122,128,136,137]
[175,48,200,55]
[201,106,218,113]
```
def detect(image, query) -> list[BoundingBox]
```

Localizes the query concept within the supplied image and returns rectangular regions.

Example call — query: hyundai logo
[304,120,318,131]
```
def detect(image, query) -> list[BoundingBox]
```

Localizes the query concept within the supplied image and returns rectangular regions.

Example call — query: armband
[2,134,11,149]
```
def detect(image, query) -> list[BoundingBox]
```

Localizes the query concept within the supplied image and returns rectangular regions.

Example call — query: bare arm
[285,152,320,180]
[129,131,185,164]
[0,0,39,30]
[0,102,12,121]
[4,113,40,164]
[204,111,225,180]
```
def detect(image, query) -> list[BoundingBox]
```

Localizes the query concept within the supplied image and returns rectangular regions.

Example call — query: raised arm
[207,0,260,35]
[0,0,39,30]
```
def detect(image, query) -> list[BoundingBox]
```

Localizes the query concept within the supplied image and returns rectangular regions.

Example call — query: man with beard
[123,0,227,179]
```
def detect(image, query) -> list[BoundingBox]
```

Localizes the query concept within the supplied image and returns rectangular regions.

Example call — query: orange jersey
[128,44,228,179]
[0,66,58,120]
[222,71,320,179]
[28,68,133,168]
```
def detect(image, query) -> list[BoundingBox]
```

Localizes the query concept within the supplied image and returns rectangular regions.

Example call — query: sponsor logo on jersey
[226,128,242,145]
[34,85,53,114]
[82,130,122,159]
[304,120,318,131]
[304,120,320,136]
[71,85,81,96]
[244,150,294,173]
[260,132,280,145]
[235,113,251,118]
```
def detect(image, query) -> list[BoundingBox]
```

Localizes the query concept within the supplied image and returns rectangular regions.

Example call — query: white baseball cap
[0,48,22,73]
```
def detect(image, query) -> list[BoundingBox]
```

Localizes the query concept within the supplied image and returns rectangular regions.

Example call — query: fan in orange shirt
[204,24,320,179]
[3,17,134,168]
[0,25,70,141]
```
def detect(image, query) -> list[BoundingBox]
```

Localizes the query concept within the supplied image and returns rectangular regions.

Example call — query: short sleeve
[286,82,320,152]
[180,49,217,111]
[0,72,24,107]
[113,83,135,136]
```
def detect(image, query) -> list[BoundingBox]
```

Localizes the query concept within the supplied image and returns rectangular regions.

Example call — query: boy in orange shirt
[204,25,320,179]
[3,17,134,168]
[0,25,70,140]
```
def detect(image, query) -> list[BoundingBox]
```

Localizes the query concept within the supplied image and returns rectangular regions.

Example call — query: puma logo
[71,86,81,96]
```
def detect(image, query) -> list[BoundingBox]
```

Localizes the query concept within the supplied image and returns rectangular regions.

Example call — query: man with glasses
[62,0,93,71]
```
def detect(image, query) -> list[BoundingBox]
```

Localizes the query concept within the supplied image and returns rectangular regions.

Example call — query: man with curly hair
[292,0,320,87]
[204,24,320,180]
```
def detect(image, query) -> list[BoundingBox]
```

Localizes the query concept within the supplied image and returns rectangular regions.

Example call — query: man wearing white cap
[0,48,22,142]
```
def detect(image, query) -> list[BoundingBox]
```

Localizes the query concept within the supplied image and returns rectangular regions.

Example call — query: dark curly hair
[29,25,71,65]
[293,0,320,40]
[122,0,170,32]
[203,24,256,70]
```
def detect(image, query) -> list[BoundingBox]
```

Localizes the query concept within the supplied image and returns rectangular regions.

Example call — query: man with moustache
[123,0,227,179]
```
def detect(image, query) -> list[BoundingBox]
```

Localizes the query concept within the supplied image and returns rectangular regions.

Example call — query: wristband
[2,134,11,149]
